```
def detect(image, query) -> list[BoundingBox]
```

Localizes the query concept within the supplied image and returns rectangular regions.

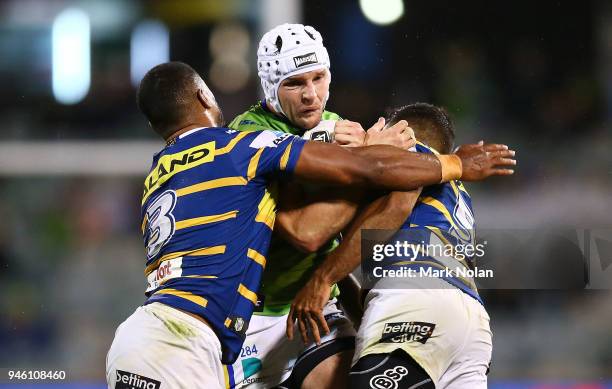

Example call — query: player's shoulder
[175,126,241,145]
[241,129,298,151]
[231,104,304,136]
[210,126,300,163]
[322,110,342,121]
[167,127,266,162]
[229,102,277,132]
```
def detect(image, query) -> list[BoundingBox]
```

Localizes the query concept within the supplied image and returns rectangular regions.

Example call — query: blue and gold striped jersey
[140,126,306,364]
[393,143,481,303]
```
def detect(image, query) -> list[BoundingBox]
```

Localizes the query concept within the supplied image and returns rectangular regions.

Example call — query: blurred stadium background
[0,0,611,388]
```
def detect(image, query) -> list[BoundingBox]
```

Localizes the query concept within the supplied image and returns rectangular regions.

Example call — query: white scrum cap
[257,23,331,116]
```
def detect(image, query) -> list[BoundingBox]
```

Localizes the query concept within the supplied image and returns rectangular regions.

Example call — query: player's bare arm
[274,118,416,252]
[294,140,515,190]
[275,181,362,252]
[287,189,422,344]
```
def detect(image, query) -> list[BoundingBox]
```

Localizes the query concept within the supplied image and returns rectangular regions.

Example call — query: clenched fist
[365,117,416,149]
[333,120,367,147]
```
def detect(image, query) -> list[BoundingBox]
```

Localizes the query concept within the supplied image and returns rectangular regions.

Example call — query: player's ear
[197,89,213,110]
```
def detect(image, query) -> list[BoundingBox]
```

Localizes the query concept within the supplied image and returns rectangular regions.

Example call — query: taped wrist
[437,154,462,182]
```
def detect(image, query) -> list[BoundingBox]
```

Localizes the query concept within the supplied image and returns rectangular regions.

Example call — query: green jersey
[229,102,342,316]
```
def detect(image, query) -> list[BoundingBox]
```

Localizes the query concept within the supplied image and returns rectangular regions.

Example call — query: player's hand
[455,141,516,181]
[286,275,331,345]
[365,118,416,149]
[334,120,366,147]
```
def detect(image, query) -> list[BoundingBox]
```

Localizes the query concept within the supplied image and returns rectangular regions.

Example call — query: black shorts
[349,349,434,389]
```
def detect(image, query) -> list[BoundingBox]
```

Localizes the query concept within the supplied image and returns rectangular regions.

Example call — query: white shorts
[230,299,355,388]
[354,286,492,389]
[106,302,226,389]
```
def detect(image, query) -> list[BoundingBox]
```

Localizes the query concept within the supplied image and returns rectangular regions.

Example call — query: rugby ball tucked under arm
[302,119,336,143]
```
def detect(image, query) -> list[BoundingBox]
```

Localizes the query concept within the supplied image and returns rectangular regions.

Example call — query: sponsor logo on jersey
[380,321,435,344]
[369,366,408,389]
[146,257,183,293]
[142,141,215,204]
[272,133,291,146]
[293,52,318,68]
[115,370,161,389]
[249,130,292,149]
[308,130,331,143]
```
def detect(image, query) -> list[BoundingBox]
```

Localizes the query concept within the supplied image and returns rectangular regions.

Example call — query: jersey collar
[178,127,208,139]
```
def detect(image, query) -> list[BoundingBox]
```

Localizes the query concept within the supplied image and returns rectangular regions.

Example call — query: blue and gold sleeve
[235,130,307,178]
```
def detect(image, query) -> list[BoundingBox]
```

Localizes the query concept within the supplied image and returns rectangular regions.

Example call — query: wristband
[437,154,462,182]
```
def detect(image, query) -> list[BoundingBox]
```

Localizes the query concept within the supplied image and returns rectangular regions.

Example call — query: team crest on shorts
[380,321,435,344]
[227,316,249,335]
[115,370,161,389]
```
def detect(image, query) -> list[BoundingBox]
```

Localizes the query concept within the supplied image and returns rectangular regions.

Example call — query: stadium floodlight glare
[131,20,170,87]
[52,8,90,105]
[359,0,404,26]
